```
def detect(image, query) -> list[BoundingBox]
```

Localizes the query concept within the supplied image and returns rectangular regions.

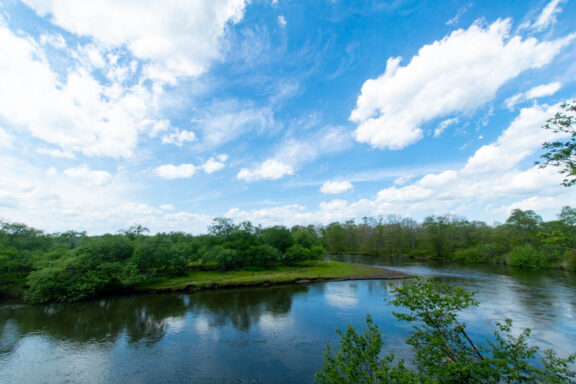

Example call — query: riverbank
[135,260,409,293]
[328,252,576,271]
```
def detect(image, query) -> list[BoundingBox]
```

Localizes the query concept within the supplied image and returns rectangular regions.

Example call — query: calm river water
[1,255,575,383]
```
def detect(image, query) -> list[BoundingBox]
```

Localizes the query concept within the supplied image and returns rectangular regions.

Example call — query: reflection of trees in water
[188,285,308,331]
[0,285,309,352]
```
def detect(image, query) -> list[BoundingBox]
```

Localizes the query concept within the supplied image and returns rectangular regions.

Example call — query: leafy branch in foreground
[538,101,576,187]
[314,278,576,384]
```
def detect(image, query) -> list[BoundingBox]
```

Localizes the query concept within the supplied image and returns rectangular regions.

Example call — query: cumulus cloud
[202,155,228,174]
[63,165,112,186]
[505,82,562,109]
[226,103,575,227]
[0,18,163,158]
[350,19,574,150]
[320,180,353,194]
[155,164,197,179]
[155,155,228,179]
[0,153,214,234]
[237,159,294,182]
[22,0,247,83]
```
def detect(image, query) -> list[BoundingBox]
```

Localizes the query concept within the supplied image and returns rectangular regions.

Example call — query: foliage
[262,225,294,253]
[538,101,576,187]
[564,249,576,271]
[3,203,576,303]
[245,244,282,267]
[1,216,326,303]
[315,278,576,383]
[319,207,576,270]
[314,315,418,384]
[506,244,547,269]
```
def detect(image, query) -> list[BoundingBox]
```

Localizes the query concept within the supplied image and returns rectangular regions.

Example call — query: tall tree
[538,101,576,186]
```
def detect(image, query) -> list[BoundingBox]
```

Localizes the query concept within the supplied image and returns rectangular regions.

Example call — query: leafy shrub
[201,246,240,270]
[26,255,142,303]
[453,247,484,262]
[308,245,327,260]
[506,244,548,268]
[245,244,282,267]
[283,245,310,265]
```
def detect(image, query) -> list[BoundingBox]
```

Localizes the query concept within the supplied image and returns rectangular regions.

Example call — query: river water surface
[1,255,575,383]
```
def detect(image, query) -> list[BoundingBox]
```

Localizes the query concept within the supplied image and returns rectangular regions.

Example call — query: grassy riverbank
[135,260,408,292]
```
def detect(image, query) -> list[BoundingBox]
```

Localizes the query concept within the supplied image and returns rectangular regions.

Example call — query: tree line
[0,218,325,303]
[1,206,575,303]
[321,207,576,270]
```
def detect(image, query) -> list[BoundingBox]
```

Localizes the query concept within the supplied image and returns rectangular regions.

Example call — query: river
[1,255,575,383]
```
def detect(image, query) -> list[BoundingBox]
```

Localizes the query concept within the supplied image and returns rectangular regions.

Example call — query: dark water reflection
[1,257,575,383]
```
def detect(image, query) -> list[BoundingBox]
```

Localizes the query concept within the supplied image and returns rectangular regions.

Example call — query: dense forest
[1,206,575,303]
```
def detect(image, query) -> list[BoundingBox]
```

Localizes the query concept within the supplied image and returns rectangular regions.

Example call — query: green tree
[262,225,294,253]
[118,224,149,241]
[315,278,576,383]
[538,101,576,186]
[558,206,576,227]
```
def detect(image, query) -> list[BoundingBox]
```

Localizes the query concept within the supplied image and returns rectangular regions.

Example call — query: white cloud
[531,0,564,31]
[434,118,459,137]
[63,165,112,186]
[201,156,228,174]
[350,19,574,150]
[155,164,197,179]
[446,3,472,26]
[216,154,229,162]
[0,18,163,158]
[22,0,248,83]
[155,155,228,179]
[36,147,76,159]
[46,167,58,176]
[237,159,294,182]
[320,180,353,194]
[226,103,575,227]
[39,33,66,49]
[0,153,213,234]
[191,100,276,149]
[525,82,562,99]
[278,15,287,27]
[394,174,414,186]
[505,82,562,109]
[0,127,13,148]
[161,130,197,146]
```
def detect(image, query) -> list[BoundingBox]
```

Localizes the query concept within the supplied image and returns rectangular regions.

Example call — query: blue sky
[0,0,575,234]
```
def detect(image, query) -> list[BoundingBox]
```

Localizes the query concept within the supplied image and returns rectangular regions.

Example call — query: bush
[283,245,310,265]
[308,245,327,260]
[453,247,484,262]
[201,246,240,271]
[245,244,282,267]
[506,244,548,268]
[26,255,143,303]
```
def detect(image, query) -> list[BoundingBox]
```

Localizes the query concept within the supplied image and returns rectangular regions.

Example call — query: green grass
[135,260,394,292]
